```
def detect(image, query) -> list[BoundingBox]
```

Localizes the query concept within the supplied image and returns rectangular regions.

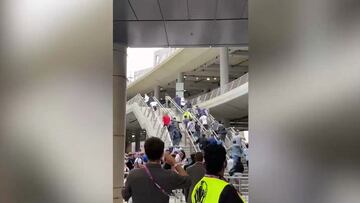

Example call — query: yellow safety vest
[183,111,192,119]
[191,177,246,203]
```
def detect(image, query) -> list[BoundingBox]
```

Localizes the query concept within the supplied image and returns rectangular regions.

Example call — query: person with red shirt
[162,113,171,127]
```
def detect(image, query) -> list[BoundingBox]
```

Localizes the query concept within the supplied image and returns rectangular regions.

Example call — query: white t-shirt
[199,115,208,125]
[134,157,143,168]
[144,94,149,103]
[227,159,234,172]
[232,134,241,146]
[180,97,186,106]
[187,121,195,132]
[150,101,157,107]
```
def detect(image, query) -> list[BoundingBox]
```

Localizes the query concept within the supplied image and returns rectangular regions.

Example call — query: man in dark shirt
[125,153,135,170]
[194,121,201,140]
[195,134,209,151]
[191,143,245,203]
[174,95,181,107]
[122,137,191,203]
[186,152,206,203]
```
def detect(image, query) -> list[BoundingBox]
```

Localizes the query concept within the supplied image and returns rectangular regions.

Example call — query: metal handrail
[186,106,234,151]
[165,96,215,138]
[165,96,231,160]
[152,97,200,152]
[227,127,248,149]
[189,73,248,105]
[166,97,248,161]
[127,94,173,147]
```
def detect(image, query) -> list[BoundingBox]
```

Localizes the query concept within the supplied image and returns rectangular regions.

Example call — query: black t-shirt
[219,185,244,203]
[126,158,135,170]
[195,123,201,132]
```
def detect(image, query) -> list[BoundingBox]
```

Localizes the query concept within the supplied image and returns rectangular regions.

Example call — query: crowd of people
[157,94,249,176]
[122,137,246,203]
[125,152,149,172]
[125,147,188,173]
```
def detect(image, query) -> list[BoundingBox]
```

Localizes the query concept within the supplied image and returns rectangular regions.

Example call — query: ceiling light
[183,76,187,79]
[196,77,199,80]
[214,77,217,80]
[207,77,210,81]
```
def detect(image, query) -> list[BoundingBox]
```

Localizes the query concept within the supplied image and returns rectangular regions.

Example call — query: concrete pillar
[154,85,160,99]
[251,1,360,203]
[113,44,127,203]
[1,1,113,201]
[125,133,132,153]
[177,72,184,83]
[176,72,184,98]
[125,141,132,153]
[220,47,229,93]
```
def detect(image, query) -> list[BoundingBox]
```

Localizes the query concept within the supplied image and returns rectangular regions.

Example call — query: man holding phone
[122,137,191,203]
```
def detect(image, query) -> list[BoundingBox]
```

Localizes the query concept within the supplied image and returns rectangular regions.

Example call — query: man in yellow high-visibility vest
[191,143,246,203]
[183,110,192,120]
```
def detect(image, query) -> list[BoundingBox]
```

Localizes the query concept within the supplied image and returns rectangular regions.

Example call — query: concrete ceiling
[126,48,219,98]
[127,47,248,98]
[128,47,249,97]
[210,93,248,120]
[114,0,248,47]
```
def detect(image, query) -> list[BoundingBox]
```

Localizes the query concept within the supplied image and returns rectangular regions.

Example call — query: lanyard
[143,165,171,197]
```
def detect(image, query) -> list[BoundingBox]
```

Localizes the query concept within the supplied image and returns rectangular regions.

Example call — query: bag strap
[143,165,172,197]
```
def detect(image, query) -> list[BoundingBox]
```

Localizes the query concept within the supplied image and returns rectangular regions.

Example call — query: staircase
[126,94,173,148]
[226,159,249,201]
[165,96,233,154]
[152,97,200,157]
[225,128,249,200]
[165,95,249,199]
[127,94,249,199]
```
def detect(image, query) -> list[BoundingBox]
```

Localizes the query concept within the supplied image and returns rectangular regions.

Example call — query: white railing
[127,94,173,147]
[152,97,200,153]
[224,175,249,203]
[165,96,214,137]
[205,114,233,149]
[189,73,248,105]
[227,127,248,149]
[165,96,232,159]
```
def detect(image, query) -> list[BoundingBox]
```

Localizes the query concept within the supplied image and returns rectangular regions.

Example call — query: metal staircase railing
[224,127,249,199]
[165,96,249,198]
[167,96,235,146]
[165,96,233,159]
[188,73,248,106]
[205,113,234,149]
[227,127,248,150]
[127,95,249,199]
[152,97,200,154]
[126,94,173,147]
[165,96,216,137]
